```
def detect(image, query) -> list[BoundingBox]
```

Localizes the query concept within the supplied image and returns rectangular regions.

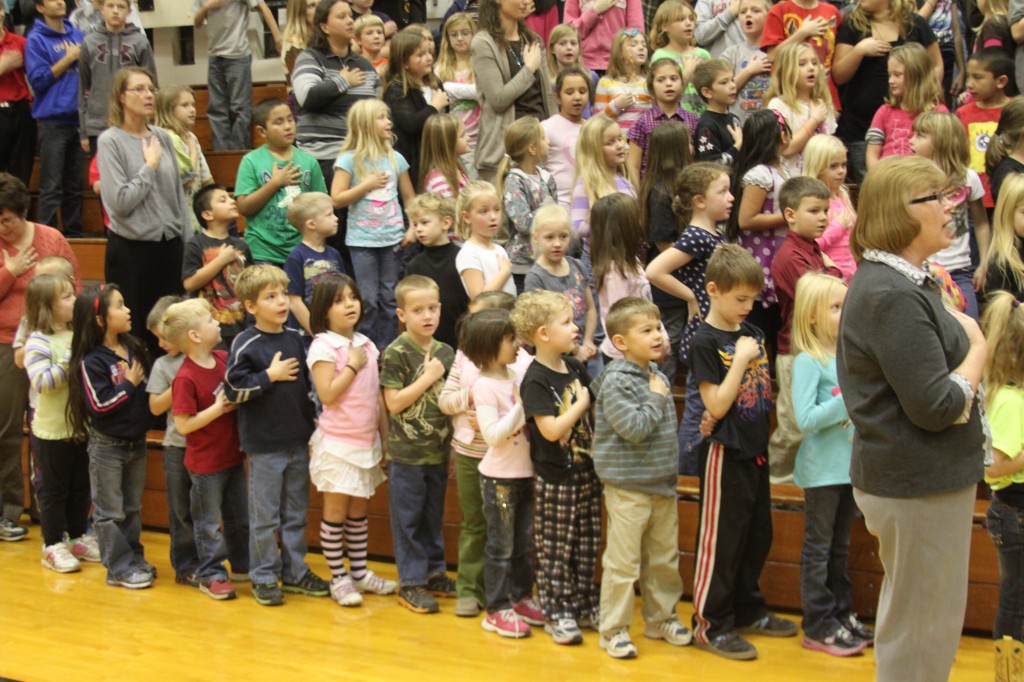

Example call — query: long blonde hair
[546,24,585,80]
[763,42,833,119]
[982,291,1024,400]
[495,116,545,201]
[649,0,694,50]
[282,0,313,51]
[792,272,847,364]
[337,99,399,181]
[803,134,851,201]
[574,114,637,207]
[911,111,968,187]
[154,85,193,138]
[419,113,467,193]
[436,12,476,82]
[988,173,1024,294]
[846,0,918,38]
[886,43,942,115]
[606,28,648,81]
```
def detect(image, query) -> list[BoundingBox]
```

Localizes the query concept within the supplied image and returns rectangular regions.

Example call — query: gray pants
[855,485,975,682]
[207,55,253,151]
[0,344,27,523]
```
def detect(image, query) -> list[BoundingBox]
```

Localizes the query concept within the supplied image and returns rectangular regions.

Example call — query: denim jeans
[988,497,1024,640]
[247,448,311,585]
[191,463,250,582]
[207,55,253,150]
[800,484,856,638]
[678,371,705,475]
[350,245,402,350]
[387,461,448,586]
[949,267,980,321]
[480,475,535,613]
[88,431,148,577]
[162,446,199,577]
[658,305,686,386]
[36,122,85,237]
[845,140,868,185]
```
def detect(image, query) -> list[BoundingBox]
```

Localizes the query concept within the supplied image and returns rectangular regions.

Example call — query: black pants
[104,232,184,358]
[317,158,353,277]
[36,437,91,546]
[692,441,772,642]
[0,100,36,186]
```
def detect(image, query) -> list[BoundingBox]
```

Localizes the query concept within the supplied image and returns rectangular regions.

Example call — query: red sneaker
[200,579,237,601]
[481,608,531,638]
[512,596,545,626]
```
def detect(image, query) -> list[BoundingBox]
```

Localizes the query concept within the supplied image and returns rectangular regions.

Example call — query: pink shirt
[817,195,857,282]
[598,267,668,359]
[307,331,380,448]
[564,0,644,71]
[0,224,80,343]
[540,114,583,208]
[866,103,948,159]
[474,373,534,479]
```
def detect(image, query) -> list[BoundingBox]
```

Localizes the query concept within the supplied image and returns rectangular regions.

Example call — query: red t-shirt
[172,351,244,474]
[956,102,1003,208]
[0,30,31,103]
[761,0,842,110]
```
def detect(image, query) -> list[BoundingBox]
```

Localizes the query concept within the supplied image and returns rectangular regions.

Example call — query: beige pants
[855,485,975,682]
[768,353,803,483]
[599,484,682,635]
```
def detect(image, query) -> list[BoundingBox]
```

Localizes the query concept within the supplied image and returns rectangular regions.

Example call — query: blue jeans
[88,431,148,578]
[678,371,705,475]
[988,497,1024,640]
[207,55,253,150]
[387,461,448,586]
[350,245,401,350]
[162,446,199,577]
[949,267,980,321]
[191,463,250,582]
[480,475,535,613]
[247,448,311,585]
[800,484,856,638]
[36,122,85,237]
[845,140,868,185]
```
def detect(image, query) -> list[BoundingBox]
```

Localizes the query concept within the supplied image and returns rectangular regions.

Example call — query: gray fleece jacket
[79,24,156,138]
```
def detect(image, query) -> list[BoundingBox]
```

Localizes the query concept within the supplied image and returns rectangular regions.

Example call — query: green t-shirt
[650,46,711,115]
[233,145,327,264]
[986,385,1024,491]
[379,334,455,465]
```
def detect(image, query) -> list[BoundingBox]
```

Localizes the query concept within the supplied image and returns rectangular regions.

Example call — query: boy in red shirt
[956,47,1013,212]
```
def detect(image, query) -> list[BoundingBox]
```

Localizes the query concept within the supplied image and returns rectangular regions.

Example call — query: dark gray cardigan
[837,258,985,498]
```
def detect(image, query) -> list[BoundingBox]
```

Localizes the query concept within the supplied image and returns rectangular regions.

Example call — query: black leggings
[36,437,91,546]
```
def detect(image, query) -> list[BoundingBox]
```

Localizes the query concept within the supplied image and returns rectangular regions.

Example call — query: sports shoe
[106,570,154,589]
[426,572,457,598]
[840,613,874,645]
[644,616,693,646]
[353,570,397,595]
[481,608,531,638]
[0,518,27,542]
[544,618,583,645]
[228,571,249,582]
[282,570,330,597]
[252,581,284,606]
[42,542,81,573]
[695,631,758,661]
[454,597,482,617]
[398,585,439,614]
[577,612,600,631]
[66,534,100,562]
[175,571,200,587]
[600,628,638,659]
[330,575,363,607]
[803,626,868,657]
[738,613,799,638]
[200,579,237,601]
[511,596,545,626]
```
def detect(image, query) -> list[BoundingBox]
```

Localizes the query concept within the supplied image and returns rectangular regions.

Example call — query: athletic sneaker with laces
[175,571,200,587]
[577,612,600,631]
[600,628,638,659]
[398,585,439,614]
[252,581,284,606]
[353,570,397,595]
[738,613,799,637]
[511,596,544,626]
[426,572,457,598]
[482,608,531,638]
[0,518,28,541]
[544,618,584,645]
[282,570,330,597]
[106,570,154,589]
[200,579,237,601]
[66,534,100,562]
[840,612,874,644]
[802,625,868,657]
[644,616,693,646]
[42,542,81,573]
[330,575,364,606]
[695,631,758,660]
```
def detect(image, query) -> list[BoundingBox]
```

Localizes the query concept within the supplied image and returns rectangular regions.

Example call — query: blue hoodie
[25,18,83,124]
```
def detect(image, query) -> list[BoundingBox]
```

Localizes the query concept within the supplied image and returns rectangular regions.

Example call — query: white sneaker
[66,534,101,563]
[353,570,398,595]
[600,628,638,659]
[329,575,363,607]
[644,616,692,646]
[42,543,82,573]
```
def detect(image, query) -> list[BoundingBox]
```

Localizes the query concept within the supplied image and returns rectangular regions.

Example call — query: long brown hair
[477,0,539,48]
[107,66,155,127]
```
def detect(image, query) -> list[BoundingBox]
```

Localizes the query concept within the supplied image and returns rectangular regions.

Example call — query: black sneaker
[175,570,200,587]
[839,613,874,645]
[426,573,457,598]
[252,581,284,606]
[398,585,440,614]
[803,625,868,657]
[695,631,758,661]
[738,613,799,638]
[282,570,330,597]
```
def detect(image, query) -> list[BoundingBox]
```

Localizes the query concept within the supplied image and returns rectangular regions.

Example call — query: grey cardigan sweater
[469,30,555,178]
[837,256,985,498]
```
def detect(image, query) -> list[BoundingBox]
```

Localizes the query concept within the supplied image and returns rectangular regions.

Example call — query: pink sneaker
[481,608,531,638]
[512,596,545,626]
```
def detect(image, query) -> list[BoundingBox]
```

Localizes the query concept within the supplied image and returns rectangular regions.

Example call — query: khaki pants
[768,354,802,483]
[599,484,682,635]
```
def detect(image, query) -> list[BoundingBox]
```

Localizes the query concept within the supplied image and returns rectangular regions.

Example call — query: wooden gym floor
[0,527,992,682]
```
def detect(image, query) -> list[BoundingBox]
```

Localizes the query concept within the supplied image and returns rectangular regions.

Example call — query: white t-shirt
[767,96,837,178]
[931,169,984,273]
[455,240,518,296]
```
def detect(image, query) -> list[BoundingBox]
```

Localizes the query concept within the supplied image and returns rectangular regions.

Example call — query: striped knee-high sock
[344,516,369,581]
[320,520,346,579]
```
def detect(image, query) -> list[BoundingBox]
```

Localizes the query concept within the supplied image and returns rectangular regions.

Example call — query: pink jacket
[564,0,644,71]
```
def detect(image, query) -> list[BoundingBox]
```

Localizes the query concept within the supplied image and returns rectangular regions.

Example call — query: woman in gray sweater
[97,66,189,355]
[837,155,988,682]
